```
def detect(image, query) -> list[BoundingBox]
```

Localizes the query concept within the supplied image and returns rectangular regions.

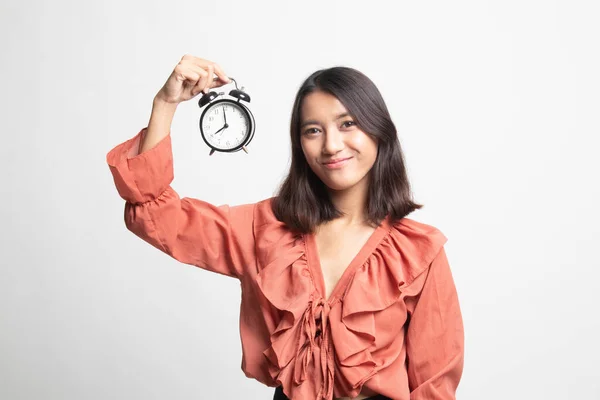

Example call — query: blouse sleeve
[105,127,256,280]
[405,246,465,399]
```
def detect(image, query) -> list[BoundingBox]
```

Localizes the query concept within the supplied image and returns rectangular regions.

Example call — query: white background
[1,0,599,399]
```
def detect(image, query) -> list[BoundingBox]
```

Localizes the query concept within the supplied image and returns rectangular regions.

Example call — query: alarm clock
[197,77,255,156]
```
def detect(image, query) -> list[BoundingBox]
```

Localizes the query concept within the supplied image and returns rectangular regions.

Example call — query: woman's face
[299,90,378,193]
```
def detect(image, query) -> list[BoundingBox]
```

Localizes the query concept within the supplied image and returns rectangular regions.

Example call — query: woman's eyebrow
[300,112,351,128]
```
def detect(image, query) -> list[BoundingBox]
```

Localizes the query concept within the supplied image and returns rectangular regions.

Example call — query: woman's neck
[327,179,369,227]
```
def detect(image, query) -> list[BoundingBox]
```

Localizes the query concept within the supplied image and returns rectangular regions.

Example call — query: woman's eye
[304,128,319,135]
[342,121,355,128]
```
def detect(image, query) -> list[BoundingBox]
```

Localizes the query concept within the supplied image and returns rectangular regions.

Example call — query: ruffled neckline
[303,215,393,306]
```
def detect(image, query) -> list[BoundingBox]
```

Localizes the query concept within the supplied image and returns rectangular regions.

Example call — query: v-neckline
[304,215,391,305]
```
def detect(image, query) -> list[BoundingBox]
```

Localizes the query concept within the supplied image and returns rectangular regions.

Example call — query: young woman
[106,55,464,400]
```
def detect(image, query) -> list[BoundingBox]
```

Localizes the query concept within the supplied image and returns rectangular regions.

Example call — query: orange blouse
[106,127,465,400]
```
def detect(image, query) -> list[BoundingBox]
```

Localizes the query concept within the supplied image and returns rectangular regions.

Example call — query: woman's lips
[322,157,352,169]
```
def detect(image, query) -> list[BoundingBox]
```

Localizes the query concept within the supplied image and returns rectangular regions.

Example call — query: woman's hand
[155,55,231,105]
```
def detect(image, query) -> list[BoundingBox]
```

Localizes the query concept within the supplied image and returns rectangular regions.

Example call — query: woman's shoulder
[246,197,296,238]
[389,216,448,249]
[392,216,447,239]
[383,216,449,278]
[252,196,279,224]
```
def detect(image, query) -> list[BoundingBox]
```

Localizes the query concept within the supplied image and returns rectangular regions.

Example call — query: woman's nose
[323,129,344,154]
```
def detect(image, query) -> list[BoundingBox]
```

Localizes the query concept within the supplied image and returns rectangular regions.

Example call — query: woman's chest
[313,225,377,300]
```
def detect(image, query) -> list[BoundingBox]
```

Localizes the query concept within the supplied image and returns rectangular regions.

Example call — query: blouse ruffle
[254,207,448,400]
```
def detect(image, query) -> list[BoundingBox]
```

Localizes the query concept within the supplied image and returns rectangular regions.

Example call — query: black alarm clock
[197,77,255,156]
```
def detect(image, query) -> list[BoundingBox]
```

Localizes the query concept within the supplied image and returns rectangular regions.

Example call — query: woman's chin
[323,180,357,192]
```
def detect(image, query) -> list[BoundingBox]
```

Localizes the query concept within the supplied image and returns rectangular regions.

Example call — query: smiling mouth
[323,157,352,165]
[322,157,352,169]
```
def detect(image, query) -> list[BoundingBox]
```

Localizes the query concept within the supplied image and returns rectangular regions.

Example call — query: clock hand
[223,108,227,125]
[214,123,229,136]
[213,124,227,135]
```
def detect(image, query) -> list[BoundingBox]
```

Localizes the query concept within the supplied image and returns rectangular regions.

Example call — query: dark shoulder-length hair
[272,66,423,234]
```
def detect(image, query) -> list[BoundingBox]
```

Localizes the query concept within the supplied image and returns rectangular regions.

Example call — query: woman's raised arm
[106,56,254,280]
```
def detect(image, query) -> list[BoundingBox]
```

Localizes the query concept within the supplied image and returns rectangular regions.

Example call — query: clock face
[201,101,250,150]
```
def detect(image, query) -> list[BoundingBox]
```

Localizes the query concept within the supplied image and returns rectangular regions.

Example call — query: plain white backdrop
[1,0,599,398]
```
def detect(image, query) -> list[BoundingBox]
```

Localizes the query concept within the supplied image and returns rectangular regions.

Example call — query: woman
[106,55,464,400]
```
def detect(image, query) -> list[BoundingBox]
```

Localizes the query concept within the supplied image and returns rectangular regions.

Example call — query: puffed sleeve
[106,127,256,280]
[405,246,465,399]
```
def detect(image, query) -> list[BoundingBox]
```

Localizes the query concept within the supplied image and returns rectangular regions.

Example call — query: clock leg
[209,149,215,156]
[242,146,248,154]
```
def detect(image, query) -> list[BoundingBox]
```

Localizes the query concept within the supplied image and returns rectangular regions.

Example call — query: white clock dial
[202,102,249,150]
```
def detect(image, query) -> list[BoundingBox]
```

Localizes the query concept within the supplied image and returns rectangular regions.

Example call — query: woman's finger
[203,64,214,93]
[192,66,209,95]
[212,63,230,84]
